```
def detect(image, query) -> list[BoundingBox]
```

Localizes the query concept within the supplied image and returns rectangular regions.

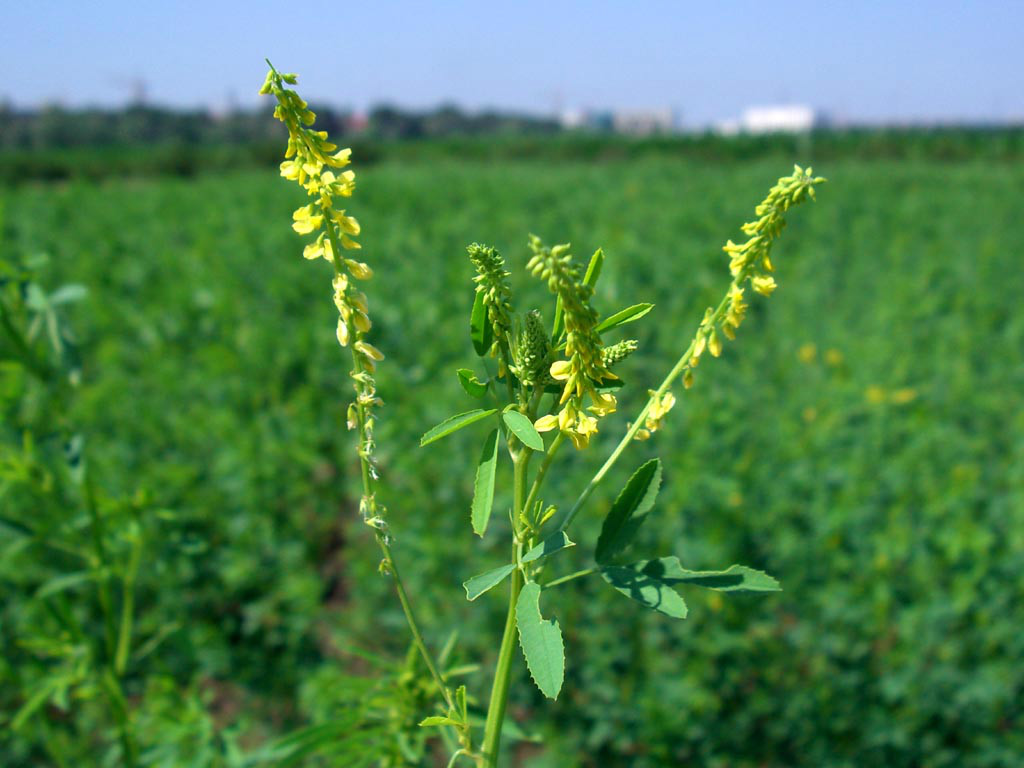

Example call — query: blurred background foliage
[2,142,1022,766]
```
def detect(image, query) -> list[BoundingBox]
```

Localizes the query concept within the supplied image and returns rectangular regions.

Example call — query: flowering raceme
[260,64,385,526]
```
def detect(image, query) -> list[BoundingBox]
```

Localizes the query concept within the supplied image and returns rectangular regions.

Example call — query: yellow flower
[751,275,777,296]
[345,259,373,280]
[355,340,384,361]
[534,414,559,432]
[644,390,676,434]
[292,205,323,235]
[798,343,817,364]
[566,413,598,450]
[589,391,617,417]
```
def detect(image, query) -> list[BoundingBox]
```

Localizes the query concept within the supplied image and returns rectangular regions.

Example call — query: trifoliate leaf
[516,582,565,699]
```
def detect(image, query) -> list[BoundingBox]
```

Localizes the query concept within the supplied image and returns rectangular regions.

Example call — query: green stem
[544,567,596,589]
[521,431,565,519]
[115,529,142,676]
[481,451,530,767]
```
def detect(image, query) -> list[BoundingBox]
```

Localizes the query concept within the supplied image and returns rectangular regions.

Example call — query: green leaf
[633,557,781,592]
[595,303,655,334]
[516,582,565,699]
[551,295,564,342]
[522,532,575,563]
[595,458,662,563]
[471,428,500,535]
[502,410,545,452]
[48,284,88,305]
[600,566,688,619]
[35,571,97,599]
[420,409,497,446]
[470,290,493,356]
[457,368,488,398]
[463,564,516,601]
[583,248,604,289]
[419,715,458,727]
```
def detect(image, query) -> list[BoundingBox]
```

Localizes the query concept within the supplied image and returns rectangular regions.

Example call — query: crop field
[2,150,1023,766]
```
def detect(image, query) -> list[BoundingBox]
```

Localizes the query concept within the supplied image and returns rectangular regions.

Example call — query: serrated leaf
[471,428,500,535]
[420,409,497,446]
[516,582,564,699]
[522,532,575,563]
[633,558,781,592]
[457,368,488,398]
[502,410,545,452]
[463,564,516,601]
[595,303,654,334]
[595,458,662,563]
[470,290,493,356]
[583,248,604,289]
[600,566,688,619]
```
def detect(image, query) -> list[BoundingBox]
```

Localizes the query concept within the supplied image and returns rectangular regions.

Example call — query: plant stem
[521,431,564,520]
[481,450,531,767]
[544,567,597,589]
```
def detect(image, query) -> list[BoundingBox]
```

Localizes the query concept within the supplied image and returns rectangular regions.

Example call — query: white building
[612,108,676,136]
[740,105,821,134]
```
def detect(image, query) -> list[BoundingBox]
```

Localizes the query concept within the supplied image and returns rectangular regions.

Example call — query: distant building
[612,108,676,136]
[739,105,823,134]
[558,108,614,132]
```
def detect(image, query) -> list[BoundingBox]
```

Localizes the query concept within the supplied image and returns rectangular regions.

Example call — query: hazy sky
[3,1,1021,125]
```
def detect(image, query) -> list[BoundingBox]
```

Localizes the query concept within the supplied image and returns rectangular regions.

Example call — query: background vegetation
[2,139,1022,766]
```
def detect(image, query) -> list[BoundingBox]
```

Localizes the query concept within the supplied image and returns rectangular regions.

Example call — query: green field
[3,151,1023,766]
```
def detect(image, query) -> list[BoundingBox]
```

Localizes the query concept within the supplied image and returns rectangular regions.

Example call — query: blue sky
[3,1,1020,125]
